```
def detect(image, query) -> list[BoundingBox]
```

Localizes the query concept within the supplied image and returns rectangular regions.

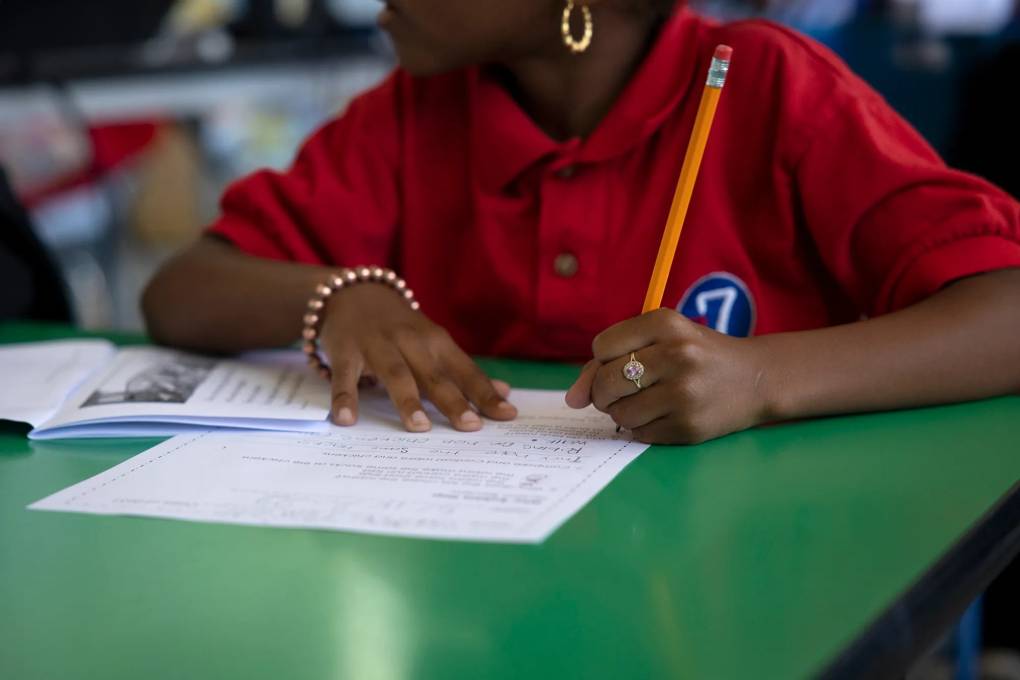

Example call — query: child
[143,0,1020,444]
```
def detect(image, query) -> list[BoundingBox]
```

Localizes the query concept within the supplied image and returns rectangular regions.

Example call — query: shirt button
[555,165,577,179]
[553,252,579,278]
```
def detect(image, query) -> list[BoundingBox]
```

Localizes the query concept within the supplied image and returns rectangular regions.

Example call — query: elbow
[141,266,184,347]
[141,248,216,350]
[140,237,241,353]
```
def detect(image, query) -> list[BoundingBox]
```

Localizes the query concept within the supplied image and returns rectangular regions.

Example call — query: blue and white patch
[677,272,756,337]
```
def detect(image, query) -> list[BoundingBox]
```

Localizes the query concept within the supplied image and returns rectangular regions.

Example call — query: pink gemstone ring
[622,352,645,389]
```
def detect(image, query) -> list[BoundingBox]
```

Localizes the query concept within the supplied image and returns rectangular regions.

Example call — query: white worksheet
[30,389,649,543]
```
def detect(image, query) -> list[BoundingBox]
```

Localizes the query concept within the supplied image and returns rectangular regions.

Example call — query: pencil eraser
[714,45,733,61]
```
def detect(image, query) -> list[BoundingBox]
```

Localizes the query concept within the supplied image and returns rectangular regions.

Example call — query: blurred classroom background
[1,0,1018,677]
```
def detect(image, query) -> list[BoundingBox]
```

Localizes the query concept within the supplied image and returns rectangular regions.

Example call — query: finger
[396,336,484,432]
[630,416,676,445]
[446,353,517,421]
[565,359,599,409]
[325,339,364,426]
[591,308,693,363]
[362,341,431,432]
[631,413,714,446]
[604,383,674,431]
[590,347,668,412]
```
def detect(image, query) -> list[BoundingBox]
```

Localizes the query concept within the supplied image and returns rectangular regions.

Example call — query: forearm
[142,236,334,353]
[758,268,1020,421]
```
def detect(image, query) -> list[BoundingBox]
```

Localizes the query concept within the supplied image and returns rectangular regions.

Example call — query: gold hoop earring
[561,0,593,54]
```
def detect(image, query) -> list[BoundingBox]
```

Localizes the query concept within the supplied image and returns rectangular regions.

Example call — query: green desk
[2,323,1018,679]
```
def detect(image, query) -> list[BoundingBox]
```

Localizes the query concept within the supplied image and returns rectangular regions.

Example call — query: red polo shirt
[209,7,1020,362]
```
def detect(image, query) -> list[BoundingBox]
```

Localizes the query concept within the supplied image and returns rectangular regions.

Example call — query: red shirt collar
[469,6,702,192]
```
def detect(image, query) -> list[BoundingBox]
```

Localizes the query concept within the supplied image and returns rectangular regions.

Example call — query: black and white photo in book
[81,356,216,406]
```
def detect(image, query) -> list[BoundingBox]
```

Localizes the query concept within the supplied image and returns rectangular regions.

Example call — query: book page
[34,346,330,438]
[0,339,115,426]
[30,389,649,543]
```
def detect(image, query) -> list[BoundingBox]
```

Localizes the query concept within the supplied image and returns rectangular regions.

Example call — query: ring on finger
[622,352,646,390]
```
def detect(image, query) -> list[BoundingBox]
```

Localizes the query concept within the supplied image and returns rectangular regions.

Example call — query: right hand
[318,282,517,432]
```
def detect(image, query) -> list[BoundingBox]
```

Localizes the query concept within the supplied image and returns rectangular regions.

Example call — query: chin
[388,40,462,76]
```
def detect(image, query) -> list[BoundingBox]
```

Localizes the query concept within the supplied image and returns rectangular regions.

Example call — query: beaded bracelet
[302,266,420,379]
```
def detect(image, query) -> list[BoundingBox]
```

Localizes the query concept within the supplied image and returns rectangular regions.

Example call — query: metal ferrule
[706,57,730,88]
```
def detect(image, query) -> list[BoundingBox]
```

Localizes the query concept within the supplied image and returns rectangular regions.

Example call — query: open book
[0,339,330,439]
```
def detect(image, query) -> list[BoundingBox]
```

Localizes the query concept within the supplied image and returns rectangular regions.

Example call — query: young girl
[143,0,1020,444]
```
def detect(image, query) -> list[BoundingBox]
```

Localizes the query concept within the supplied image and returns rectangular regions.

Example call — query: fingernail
[334,407,355,426]
[409,410,430,430]
[496,400,517,415]
[492,380,512,398]
[459,410,482,428]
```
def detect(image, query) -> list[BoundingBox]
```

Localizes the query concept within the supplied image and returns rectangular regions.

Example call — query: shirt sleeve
[791,54,1020,316]
[206,72,402,268]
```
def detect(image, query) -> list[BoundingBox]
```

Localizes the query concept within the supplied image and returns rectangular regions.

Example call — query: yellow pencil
[642,44,733,313]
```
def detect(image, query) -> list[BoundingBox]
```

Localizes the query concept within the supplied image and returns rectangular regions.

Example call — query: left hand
[565,308,771,445]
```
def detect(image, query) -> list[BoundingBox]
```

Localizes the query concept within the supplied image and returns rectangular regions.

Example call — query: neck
[496,8,662,140]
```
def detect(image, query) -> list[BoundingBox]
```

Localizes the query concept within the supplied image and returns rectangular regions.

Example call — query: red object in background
[20,121,161,208]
